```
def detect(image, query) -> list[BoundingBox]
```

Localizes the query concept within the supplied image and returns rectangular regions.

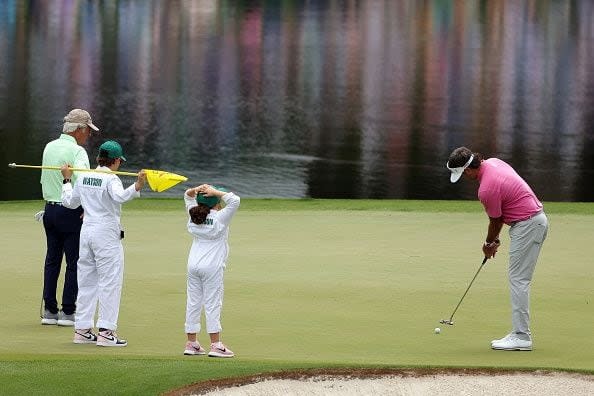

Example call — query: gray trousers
[508,212,548,339]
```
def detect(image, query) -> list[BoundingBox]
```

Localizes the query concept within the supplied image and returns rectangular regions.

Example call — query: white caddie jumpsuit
[62,166,140,330]
[184,191,240,334]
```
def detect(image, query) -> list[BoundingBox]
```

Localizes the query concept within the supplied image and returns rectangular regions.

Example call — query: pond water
[1,0,593,201]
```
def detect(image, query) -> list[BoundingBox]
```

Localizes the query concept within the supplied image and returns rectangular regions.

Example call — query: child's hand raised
[186,186,202,198]
[195,184,216,197]
[187,184,214,197]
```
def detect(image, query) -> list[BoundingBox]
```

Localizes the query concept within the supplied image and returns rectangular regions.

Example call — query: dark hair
[448,147,483,169]
[96,156,116,167]
[189,204,211,225]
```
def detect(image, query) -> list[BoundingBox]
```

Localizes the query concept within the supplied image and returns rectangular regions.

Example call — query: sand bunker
[166,368,594,396]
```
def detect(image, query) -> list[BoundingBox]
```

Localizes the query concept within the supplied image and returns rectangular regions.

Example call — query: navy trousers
[42,203,83,315]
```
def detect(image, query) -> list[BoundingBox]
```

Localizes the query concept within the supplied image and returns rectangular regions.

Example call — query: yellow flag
[145,169,188,192]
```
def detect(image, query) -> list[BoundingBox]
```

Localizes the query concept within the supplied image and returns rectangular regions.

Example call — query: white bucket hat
[446,154,474,183]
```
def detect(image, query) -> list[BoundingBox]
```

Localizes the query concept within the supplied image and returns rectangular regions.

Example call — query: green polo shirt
[40,134,90,202]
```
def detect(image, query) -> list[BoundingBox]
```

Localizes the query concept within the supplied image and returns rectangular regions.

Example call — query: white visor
[446,154,474,183]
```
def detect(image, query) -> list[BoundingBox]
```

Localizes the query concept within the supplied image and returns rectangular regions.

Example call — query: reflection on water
[0,0,593,201]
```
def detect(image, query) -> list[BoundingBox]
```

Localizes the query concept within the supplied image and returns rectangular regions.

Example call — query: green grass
[0,199,593,394]
[4,199,592,213]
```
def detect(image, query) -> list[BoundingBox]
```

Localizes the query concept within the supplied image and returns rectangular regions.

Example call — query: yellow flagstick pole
[8,163,188,192]
[8,163,139,177]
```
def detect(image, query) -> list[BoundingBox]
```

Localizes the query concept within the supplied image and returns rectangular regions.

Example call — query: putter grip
[482,257,488,265]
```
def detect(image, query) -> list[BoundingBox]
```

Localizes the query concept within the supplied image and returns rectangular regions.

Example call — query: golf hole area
[165,368,594,396]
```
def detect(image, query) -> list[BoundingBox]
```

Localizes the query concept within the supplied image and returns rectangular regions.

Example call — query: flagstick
[8,163,139,177]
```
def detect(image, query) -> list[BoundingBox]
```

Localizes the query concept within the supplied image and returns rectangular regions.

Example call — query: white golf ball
[434,327,441,334]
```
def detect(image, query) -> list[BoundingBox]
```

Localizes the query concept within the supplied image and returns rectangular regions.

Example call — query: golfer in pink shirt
[447,147,548,351]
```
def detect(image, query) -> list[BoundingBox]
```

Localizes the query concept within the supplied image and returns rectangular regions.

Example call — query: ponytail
[189,204,211,225]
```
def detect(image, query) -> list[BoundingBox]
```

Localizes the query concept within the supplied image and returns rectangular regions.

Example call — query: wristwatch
[63,178,71,184]
[484,239,501,247]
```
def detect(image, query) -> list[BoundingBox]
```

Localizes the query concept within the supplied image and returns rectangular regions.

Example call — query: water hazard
[1,1,593,201]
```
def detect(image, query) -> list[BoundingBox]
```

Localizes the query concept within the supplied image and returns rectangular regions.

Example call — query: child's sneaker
[183,341,206,356]
[208,342,234,358]
[73,329,97,344]
[97,330,127,347]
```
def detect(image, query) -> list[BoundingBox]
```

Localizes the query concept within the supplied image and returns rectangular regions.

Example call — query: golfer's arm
[69,151,90,185]
[73,150,90,170]
[486,216,504,243]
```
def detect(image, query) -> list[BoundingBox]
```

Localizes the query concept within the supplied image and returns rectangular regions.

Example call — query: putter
[440,257,488,326]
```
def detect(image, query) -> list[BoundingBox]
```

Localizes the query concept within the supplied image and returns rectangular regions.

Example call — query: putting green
[0,200,592,394]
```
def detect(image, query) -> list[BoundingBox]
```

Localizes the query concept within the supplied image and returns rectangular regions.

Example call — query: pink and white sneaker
[208,342,234,358]
[97,330,127,347]
[73,329,97,344]
[183,341,206,356]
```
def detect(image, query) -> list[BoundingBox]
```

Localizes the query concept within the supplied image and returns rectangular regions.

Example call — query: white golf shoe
[491,333,513,345]
[491,335,532,351]
[57,311,75,326]
[41,309,58,325]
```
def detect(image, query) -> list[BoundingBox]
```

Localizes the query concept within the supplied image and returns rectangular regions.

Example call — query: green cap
[196,186,227,208]
[98,140,126,161]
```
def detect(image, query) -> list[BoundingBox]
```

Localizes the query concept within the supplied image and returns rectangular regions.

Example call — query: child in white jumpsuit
[61,140,146,347]
[183,184,240,357]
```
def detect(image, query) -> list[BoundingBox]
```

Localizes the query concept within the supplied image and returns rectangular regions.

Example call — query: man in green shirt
[40,109,99,326]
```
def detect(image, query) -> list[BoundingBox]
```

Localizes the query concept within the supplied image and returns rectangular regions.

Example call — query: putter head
[8,163,16,168]
[439,319,454,326]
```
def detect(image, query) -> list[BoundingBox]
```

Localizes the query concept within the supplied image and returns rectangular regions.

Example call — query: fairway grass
[1,200,593,394]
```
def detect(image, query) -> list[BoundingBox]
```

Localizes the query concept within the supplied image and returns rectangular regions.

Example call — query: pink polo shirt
[478,158,543,224]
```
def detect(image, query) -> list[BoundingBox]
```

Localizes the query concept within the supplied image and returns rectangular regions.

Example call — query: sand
[183,370,594,396]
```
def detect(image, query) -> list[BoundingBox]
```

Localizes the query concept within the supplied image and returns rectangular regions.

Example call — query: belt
[510,210,543,226]
[46,201,63,206]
